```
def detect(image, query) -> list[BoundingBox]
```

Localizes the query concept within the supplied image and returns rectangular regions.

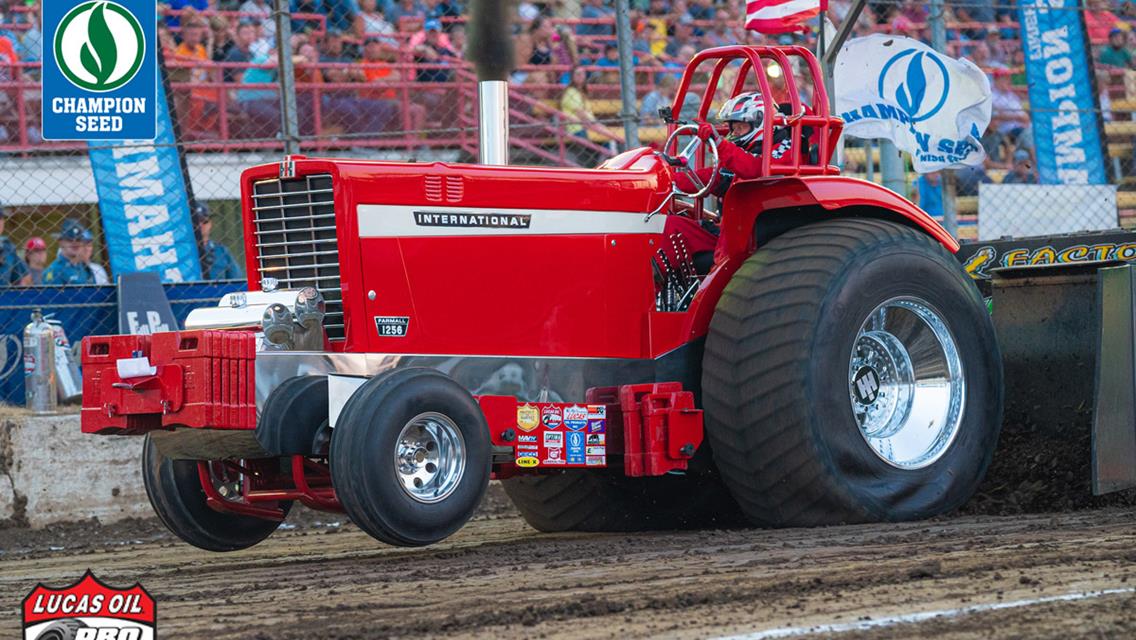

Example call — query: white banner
[835,34,992,173]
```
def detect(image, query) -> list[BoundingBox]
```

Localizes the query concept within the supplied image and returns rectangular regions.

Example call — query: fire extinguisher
[24,308,57,413]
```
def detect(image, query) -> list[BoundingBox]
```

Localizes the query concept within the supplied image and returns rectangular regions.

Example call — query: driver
[673,92,795,193]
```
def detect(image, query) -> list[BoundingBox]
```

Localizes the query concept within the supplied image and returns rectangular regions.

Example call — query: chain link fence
[2,0,1135,403]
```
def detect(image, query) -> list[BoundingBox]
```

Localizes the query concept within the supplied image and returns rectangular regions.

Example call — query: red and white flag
[745,0,826,34]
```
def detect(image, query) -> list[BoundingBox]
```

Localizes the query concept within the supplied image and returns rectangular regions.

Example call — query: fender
[677,175,959,347]
[718,175,960,258]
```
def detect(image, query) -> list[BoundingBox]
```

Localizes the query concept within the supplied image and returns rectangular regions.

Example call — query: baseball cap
[424,18,442,31]
[191,201,211,222]
[25,237,46,252]
[59,221,90,242]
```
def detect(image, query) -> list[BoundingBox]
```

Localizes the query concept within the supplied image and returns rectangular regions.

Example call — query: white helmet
[717,92,765,150]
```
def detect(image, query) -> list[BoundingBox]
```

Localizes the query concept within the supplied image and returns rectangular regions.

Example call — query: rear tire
[503,470,743,532]
[702,219,1002,527]
[330,368,491,546]
[141,436,290,551]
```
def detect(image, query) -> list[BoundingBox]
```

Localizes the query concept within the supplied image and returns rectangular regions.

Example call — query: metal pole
[879,139,906,195]
[274,0,300,155]
[929,0,958,236]
[614,0,639,149]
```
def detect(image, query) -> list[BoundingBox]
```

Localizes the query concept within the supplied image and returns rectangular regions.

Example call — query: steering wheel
[660,123,721,199]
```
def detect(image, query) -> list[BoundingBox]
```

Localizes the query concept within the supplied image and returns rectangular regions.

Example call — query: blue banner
[1019,1,1108,185]
[0,282,245,405]
[88,78,202,283]
[42,0,157,140]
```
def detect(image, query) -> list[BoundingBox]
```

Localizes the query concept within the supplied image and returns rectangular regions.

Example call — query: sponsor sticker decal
[586,455,606,466]
[516,456,539,468]
[516,444,539,451]
[566,430,585,464]
[543,448,565,464]
[563,405,588,431]
[541,405,563,430]
[516,434,537,443]
[374,316,410,338]
[587,419,606,434]
[586,446,606,456]
[23,571,156,640]
[587,404,607,420]
[586,433,605,446]
[517,404,540,432]
[543,432,564,446]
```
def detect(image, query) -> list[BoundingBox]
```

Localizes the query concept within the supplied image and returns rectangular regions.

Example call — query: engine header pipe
[467,0,517,165]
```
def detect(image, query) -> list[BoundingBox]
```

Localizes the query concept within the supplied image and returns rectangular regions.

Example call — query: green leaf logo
[55,1,145,92]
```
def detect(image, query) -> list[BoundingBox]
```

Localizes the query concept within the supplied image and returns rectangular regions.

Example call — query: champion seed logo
[54,1,145,92]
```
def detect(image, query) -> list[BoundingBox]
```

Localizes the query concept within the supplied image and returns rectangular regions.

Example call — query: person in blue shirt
[0,206,30,286]
[42,222,96,285]
[194,203,243,281]
[915,172,944,219]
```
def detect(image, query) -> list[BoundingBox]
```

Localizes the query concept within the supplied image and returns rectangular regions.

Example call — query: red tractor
[80,46,1001,550]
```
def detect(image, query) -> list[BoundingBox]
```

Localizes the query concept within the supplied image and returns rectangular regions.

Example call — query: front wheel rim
[848,297,966,470]
[394,412,467,504]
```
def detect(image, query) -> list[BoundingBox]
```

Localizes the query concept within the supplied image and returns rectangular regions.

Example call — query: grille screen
[251,174,344,340]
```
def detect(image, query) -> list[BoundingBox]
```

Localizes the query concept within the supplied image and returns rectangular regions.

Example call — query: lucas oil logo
[43,0,156,140]
[23,571,156,639]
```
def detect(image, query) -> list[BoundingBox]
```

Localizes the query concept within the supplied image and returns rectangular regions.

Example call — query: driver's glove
[696,121,719,142]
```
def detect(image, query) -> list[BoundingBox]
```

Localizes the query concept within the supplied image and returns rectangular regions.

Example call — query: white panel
[978,184,1117,240]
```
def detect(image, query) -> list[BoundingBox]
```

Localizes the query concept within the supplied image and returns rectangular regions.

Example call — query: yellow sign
[517,403,540,432]
[516,456,539,468]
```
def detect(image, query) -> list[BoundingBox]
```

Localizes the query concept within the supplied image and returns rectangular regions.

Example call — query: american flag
[745,0,826,34]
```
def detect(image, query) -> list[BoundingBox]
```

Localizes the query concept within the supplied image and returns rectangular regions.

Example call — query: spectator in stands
[43,222,95,286]
[0,206,29,286]
[704,9,741,48]
[913,171,944,218]
[1099,28,1133,68]
[193,203,243,280]
[164,0,209,28]
[426,0,462,24]
[1002,149,1039,184]
[986,68,1030,164]
[578,0,614,37]
[19,5,40,63]
[387,0,427,26]
[236,48,281,138]
[359,37,425,133]
[211,15,235,63]
[356,0,396,37]
[665,15,699,60]
[23,237,46,285]
[449,23,468,57]
[240,0,275,44]
[518,1,543,21]
[954,164,993,196]
[687,0,714,20]
[1085,0,1125,45]
[984,30,1011,68]
[223,21,258,82]
[173,18,219,135]
[947,0,995,39]
[411,19,457,82]
[0,20,19,83]
[561,66,620,152]
[640,72,676,124]
[514,18,556,91]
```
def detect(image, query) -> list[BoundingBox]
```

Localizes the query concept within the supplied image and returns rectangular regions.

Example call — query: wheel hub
[848,297,965,469]
[395,412,466,503]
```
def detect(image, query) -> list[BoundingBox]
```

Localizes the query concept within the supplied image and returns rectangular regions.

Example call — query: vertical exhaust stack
[478,81,509,165]
[467,0,516,165]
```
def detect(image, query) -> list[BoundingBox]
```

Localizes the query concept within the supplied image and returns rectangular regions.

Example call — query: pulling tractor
[80,45,1002,550]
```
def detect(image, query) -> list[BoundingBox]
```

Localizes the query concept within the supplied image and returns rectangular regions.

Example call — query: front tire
[141,436,290,551]
[330,368,491,546]
[702,219,1002,527]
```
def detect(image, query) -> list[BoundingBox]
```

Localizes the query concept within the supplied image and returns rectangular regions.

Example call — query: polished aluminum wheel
[395,412,466,503]
[848,297,965,469]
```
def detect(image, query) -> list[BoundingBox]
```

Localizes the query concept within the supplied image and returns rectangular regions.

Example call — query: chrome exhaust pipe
[478,80,509,165]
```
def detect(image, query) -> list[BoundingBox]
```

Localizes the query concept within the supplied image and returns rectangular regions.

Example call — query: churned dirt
[0,482,1133,640]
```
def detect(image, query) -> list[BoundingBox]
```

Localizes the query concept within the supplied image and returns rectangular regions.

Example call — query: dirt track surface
[1,489,1134,640]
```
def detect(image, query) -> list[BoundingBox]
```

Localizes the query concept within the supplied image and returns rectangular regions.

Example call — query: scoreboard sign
[42,0,157,140]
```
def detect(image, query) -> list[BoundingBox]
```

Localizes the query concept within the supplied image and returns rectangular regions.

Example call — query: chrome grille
[251,174,344,340]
